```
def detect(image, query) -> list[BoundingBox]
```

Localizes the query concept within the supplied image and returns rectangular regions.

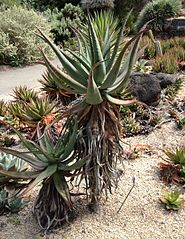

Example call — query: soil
[0,77,185,239]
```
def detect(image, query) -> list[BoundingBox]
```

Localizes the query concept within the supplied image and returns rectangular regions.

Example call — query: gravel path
[0,59,59,100]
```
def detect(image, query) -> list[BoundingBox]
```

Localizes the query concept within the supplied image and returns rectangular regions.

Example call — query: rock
[129,72,161,106]
[164,17,185,36]
[155,73,177,88]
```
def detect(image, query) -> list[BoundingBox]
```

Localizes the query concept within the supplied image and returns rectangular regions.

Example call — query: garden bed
[0,77,184,239]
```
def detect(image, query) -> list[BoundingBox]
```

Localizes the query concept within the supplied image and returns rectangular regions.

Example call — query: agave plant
[0,152,26,188]
[0,117,86,230]
[37,15,146,203]
[0,153,27,215]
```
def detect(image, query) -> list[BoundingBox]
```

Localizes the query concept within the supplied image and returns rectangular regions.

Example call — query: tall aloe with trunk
[38,15,145,203]
[0,117,86,231]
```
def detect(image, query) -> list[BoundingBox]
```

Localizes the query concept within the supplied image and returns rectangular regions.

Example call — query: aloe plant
[39,70,76,105]
[0,100,6,116]
[12,86,38,103]
[8,97,56,129]
[164,147,185,166]
[80,11,121,51]
[38,14,146,203]
[160,190,183,210]
[0,117,85,230]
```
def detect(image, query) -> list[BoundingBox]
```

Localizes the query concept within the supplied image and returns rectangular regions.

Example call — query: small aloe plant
[160,190,183,210]
[164,147,185,166]
[12,86,38,103]
[0,116,86,231]
[39,71,76,105]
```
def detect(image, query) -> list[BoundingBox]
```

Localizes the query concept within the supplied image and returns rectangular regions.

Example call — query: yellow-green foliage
[153,52,179,74]
[0,5,53,66]
[153,46,185,74]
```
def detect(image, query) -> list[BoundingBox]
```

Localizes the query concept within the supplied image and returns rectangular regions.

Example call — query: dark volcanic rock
[130,72,161,106]
[155,73,177,89]
[164,17,185,36]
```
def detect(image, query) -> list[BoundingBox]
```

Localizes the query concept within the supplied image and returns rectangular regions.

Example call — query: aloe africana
[38,14,146,203]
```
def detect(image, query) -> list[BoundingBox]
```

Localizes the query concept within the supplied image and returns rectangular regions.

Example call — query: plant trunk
[33,178,73,232]
[76,101,123,204]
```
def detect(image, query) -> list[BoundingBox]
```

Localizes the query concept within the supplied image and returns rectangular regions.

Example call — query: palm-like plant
[38,15,145,203]
[0,117,85,230]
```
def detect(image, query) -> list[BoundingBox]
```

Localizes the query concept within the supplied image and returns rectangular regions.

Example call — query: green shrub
[0,5,52,66]
[43,3,84,48]
[0,0,20,7]
[114,0,150,32]
[135,0,182,31]
[21,0,80,11]
[81,0,114,10]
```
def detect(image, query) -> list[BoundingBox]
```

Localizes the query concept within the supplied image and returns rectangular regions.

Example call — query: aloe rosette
[0,117,85,230]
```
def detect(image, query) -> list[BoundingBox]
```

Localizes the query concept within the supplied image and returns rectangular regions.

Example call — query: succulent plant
[160,190,183,210]
[39,70,76,105]
[37,14,145,203]
[0,116,86,230]
[12,86,38,103]
[8,97,56,129]
[0,100,7,116]
[159,162,184,184]
[133,60,151,73]
[80,10,121,51]
[0,152,25,171]
[0,153,26,215]
[20,97,56,126]
[0,189,25,215]
[164,78,183,101]
[164,147,185,166]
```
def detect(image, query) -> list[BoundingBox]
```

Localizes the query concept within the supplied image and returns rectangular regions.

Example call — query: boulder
[155,73,177,89]
[164,17,185,36]
[129,73,161,106]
